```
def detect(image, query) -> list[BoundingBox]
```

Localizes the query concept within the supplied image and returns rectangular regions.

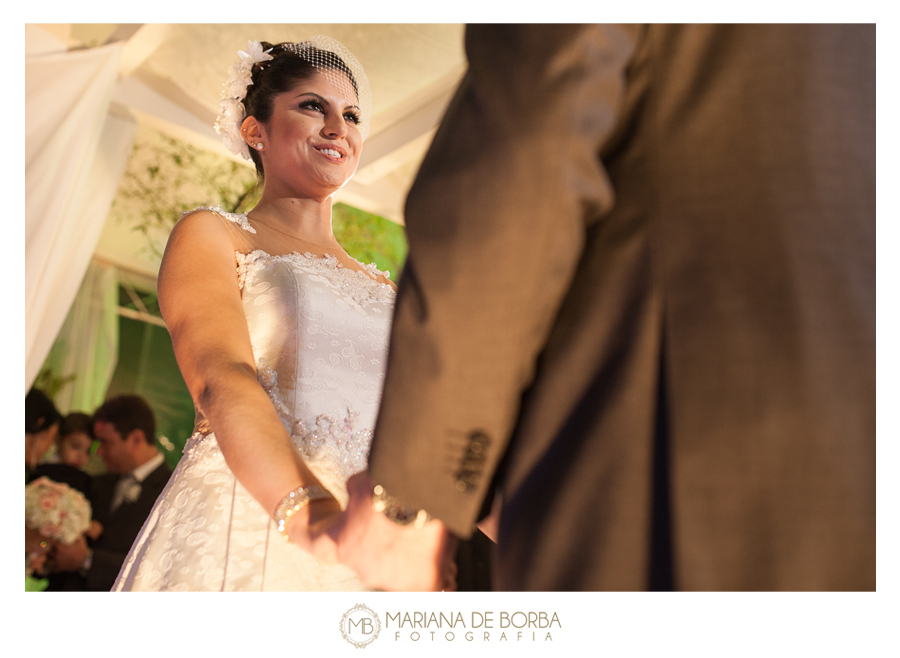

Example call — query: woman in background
[25,388,62,478]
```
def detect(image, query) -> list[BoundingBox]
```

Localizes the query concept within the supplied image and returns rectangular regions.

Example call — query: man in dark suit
[49,395,170,590]
[337,25,875,591]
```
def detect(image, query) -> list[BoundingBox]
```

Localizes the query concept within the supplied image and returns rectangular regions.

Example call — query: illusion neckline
[190,206,390,283]
[235,249,391,285]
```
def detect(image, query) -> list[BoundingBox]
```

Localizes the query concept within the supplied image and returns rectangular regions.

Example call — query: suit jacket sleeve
[369,25,639,537]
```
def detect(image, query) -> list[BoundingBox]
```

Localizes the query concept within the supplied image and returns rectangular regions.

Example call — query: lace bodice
[187,208,396,504]
[114,207,394,591]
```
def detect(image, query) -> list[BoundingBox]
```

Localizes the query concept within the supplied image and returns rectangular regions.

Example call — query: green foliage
[25,576,49,592]
[333,203,408,281]
[109,127,261,260]
[33,363,76,401]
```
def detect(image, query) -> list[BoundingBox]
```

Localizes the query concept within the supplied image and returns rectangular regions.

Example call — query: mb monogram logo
[340,604,382,648]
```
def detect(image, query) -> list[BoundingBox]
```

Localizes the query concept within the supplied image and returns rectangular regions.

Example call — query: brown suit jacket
[369,24,875,590]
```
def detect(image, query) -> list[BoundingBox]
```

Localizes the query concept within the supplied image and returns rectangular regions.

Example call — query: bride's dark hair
[244,42,360,179]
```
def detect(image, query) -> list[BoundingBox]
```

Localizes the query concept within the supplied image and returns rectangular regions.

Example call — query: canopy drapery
[40,261,120,414]
[25,42,137,391]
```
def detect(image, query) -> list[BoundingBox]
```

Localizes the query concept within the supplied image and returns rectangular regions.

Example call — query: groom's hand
[336,472,456,591]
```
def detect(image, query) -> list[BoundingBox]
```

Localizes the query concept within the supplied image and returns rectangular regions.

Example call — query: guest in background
[26,389,94,590]
[27,392,92,494]
[25,388,62,478]
[48,395,171,590]
[56,413,94,470]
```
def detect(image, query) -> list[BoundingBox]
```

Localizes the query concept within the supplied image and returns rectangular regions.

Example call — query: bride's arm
[158,210,339,556]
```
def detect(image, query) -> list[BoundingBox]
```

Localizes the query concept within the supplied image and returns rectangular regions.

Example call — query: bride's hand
[336,472,456,591]
[285,497,344,565]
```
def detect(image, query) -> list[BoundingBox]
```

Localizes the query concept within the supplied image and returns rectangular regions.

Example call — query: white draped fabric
[25,42,137,391]
[41,261,120,414]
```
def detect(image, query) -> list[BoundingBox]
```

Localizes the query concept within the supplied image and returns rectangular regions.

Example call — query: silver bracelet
[273,485,335,541]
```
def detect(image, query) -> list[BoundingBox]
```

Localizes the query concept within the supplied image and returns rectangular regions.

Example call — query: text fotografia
[386,611,561,642]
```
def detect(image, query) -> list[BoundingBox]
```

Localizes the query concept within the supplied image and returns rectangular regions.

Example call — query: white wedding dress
[114,208,395,591]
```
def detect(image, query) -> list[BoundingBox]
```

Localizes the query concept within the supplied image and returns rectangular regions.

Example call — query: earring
[255,143,264,150]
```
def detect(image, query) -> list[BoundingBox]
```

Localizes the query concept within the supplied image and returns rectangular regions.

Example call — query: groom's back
[370,24,875,591]
[501,23,875,590]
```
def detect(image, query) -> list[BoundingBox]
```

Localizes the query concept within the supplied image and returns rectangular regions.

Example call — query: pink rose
[40,523,60,538]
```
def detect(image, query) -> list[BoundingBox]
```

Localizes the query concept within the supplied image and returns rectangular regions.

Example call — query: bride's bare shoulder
[160,209,246,283]
[167,207,251,253]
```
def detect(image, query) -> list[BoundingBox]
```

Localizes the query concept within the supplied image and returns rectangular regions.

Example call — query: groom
[338,24,875,590]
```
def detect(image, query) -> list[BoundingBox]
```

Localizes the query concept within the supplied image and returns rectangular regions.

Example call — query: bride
[115,37,398,591]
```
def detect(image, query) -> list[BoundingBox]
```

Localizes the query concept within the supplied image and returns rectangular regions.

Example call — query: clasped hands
[286,471,457,591]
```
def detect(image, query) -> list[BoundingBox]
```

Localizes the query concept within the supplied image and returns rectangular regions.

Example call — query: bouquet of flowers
[25,477,92,546]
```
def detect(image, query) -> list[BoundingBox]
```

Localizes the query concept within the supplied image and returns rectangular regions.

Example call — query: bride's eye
[344,111,361,125]
[298,100,324,113]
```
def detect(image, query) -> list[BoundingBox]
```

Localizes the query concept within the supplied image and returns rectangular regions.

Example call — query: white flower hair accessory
[214,40,274,160]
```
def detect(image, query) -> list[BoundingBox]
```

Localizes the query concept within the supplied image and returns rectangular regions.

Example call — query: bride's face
[260,70,363,199]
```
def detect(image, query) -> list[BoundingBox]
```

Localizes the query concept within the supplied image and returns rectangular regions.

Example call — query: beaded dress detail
[114,208,395,591]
